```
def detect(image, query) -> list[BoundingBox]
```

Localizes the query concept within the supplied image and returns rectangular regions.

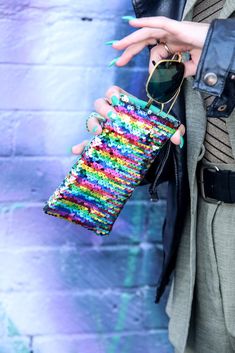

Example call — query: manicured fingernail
[111,95,119,106]
[127,95,146,109]
[105,40,119,46]
[108,57,120,67]
[107,111,117,120]
[71,146,78,154]
[180,135,184,148]
[92,125,98,133]
[122,16,136,21]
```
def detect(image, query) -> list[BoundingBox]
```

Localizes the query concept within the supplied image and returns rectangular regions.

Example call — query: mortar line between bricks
[0,12,132,21]
[0,108,138,112]
[0,286,159,296]
[0,63,148,70]
[0,156,76,160]
[0,109,94,113]
[29,329,169,339]
[0,200,163,206]
[0,242,159,252]
[0,241,163,250]
[0,202,45,206]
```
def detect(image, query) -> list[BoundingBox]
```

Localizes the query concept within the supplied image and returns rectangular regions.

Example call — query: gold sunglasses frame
[145,53,185,114]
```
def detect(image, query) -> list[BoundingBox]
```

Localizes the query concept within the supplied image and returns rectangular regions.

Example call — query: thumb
[72,139,90,155]
[170,124,185,145]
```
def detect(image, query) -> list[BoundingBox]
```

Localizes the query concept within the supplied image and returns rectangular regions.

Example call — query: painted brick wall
[0,1,173,352]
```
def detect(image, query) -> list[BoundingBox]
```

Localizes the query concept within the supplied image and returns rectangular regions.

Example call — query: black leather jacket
[132,0,235,302]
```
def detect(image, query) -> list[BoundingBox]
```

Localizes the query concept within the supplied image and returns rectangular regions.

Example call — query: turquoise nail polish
[131,97,146,109]
[105,40,119,46]
[111,95,119,106]
[122,16,136,21]
[180,135,184,148]
[119,93,171,118]
[108,57,120,67]
[107,111,117,119]
[92,125,98,133]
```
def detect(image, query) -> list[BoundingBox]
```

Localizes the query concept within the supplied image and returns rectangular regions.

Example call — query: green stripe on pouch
[119,94,177,120]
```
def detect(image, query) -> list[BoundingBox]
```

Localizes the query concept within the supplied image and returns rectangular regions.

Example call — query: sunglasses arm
[146,98,164,114]
[146,98,154,109]
[166,86,182,116]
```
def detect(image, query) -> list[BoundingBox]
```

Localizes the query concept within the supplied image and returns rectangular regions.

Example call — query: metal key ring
[86,112,106,132]
[158,41,174,55]
[164,43,173,55]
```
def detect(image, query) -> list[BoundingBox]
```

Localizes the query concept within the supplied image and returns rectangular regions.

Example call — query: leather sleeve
[131,0,187,190]
[132,0,186,20]
[193,18,235,117]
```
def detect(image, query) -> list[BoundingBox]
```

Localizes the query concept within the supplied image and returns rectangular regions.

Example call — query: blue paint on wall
[0,0,172,352]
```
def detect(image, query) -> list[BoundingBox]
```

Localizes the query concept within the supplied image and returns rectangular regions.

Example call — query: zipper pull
[149,189,159,202]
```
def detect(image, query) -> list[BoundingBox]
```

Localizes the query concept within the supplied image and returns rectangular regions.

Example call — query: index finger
[105,85,137,103]
[113,27,167,50]
[128,16,179,32]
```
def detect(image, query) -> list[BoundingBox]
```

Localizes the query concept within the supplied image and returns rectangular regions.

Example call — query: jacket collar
[183,0,235,190]
[182,0,197,19]
[220,0,235,18]
[184,78,206,190]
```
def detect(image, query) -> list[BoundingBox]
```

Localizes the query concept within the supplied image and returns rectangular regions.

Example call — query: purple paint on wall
[0,0,171,352]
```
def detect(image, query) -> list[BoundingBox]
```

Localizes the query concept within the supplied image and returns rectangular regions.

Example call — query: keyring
[86,112,106,132]
[163,43,173,55]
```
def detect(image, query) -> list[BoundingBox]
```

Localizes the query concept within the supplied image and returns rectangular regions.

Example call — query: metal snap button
[203,72,218,86]
[231,74,235,80]
[217,104,227,112]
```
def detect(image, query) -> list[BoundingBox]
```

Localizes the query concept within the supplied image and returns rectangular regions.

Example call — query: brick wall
[0,1,173,352]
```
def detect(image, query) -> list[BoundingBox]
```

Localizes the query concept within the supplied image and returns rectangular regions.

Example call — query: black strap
[203,168,235,203]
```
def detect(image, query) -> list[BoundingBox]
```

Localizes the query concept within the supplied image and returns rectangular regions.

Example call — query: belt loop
[228,170,232,203]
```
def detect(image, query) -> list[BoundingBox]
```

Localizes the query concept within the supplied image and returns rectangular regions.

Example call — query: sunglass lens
[147,61,185,103]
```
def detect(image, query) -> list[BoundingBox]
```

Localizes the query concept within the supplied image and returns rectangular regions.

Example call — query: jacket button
[217,104,227,112]
[203,72,218,86]
[231,74,235,80]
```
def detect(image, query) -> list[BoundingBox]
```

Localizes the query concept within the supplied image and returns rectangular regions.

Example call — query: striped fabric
[193,0,225,21]
[193,0,235,163]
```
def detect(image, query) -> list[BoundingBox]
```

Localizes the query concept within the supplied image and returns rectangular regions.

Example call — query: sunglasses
[145,53,185,114]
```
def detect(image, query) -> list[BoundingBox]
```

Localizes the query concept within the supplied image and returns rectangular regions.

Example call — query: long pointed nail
[108,57,120,67]
[71,145,78,154]
[105,40,119,46]
[92,125,98,133]
[180,135,184,148]
[107,111,117,120]
[122,16,136,21]
[111,95,119,106]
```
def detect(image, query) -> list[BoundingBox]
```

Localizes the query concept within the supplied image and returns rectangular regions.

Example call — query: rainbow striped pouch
[43,94,180,236]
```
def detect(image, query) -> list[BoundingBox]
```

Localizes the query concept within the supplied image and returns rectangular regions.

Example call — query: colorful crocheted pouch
[43,94,181,235]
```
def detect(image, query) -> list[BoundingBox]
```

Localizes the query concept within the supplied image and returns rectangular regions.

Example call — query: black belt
[198,165,235,204]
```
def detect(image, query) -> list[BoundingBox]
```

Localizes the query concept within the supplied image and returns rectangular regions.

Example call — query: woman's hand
[111,16,210,76]
[72,85,185,155]
[72,86,133,154]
